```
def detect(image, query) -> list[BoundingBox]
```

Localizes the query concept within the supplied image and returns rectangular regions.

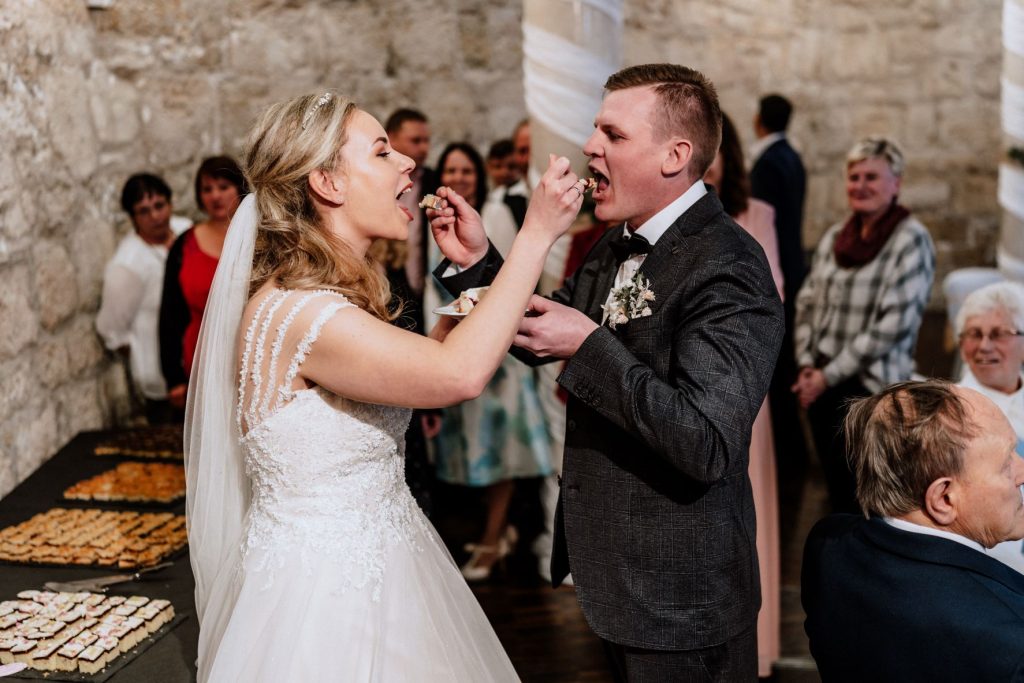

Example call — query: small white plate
[433,304,468,318]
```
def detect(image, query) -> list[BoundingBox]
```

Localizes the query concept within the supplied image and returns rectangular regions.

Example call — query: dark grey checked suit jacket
[437,191,784,650]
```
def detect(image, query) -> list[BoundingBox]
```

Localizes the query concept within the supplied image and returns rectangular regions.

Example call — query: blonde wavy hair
[244,92,397,321]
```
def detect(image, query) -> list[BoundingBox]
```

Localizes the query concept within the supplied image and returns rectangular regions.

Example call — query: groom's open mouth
[590,171,610,199]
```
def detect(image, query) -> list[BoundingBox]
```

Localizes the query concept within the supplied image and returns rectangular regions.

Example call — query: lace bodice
[235,288,419,599]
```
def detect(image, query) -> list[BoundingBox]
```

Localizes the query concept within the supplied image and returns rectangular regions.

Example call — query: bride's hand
[519,155,584,243]
[428,187,489,269]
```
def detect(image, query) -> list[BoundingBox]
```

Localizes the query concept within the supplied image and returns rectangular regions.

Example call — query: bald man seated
[802,380,1024,682]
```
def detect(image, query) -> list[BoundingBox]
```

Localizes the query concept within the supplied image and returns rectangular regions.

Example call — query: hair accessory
[301,93,333,130]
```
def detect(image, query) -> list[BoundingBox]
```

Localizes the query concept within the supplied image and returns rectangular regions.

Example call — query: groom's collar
[626,180,707,245]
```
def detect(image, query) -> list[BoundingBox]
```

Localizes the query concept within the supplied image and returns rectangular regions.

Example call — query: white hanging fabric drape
[999,0,1024,277]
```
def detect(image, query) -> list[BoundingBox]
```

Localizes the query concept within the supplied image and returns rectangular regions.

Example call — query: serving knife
[42,561,173,593]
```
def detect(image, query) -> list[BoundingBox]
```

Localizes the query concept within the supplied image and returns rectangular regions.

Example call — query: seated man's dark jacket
[435,191,784,650]
[803,514,1024,682]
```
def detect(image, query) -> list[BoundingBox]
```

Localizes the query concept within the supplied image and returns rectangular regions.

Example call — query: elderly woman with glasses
[956,282,1024,454]
[956,281,1024,573]
[792,137,935,513]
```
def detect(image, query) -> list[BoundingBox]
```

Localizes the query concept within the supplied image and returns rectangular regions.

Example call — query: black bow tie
[609,231,652,264]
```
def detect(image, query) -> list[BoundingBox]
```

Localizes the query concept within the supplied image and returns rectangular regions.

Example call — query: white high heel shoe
[460,526,518,582]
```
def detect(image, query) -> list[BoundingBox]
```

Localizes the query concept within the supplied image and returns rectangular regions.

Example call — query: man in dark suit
[434,64,783,681]
[384,108,437,329]
[382,108,439,515]
[750,93,809,496]
[803,380,1024,681]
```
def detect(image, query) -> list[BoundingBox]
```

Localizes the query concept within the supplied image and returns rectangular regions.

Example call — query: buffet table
[0,431,197,681]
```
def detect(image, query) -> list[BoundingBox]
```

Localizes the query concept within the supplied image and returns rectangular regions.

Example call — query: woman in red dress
[160,156,247,411]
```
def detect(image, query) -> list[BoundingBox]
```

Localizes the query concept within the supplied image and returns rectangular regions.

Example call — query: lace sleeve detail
[278,294,354,405]
[237,291,287,436]
[260,291,335,419]
[242,292,289,433]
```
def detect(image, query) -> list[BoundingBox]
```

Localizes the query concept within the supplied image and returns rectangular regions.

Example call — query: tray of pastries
[0,590,175,677]
[92,427,182,460]
[63,463,185,504]
[0,509,186,569]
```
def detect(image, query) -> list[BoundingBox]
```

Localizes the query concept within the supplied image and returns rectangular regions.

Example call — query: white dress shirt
[96,217,189,400]
[884,517,986,553]
[600,180,707,324]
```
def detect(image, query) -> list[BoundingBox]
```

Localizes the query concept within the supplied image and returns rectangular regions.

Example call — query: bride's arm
[300,157,582,408]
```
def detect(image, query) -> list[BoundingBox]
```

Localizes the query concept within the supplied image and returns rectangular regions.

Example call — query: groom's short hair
[604,64,722,178]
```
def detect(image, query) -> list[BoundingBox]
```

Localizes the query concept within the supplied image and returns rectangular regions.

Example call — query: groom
[435,64,783,681]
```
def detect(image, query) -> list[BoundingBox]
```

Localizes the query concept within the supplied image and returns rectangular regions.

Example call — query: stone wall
[0,0,1003,495]
[631,0,1003,282]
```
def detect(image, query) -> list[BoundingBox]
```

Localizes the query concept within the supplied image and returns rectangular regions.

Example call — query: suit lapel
[634,191,725,312]
[579,192,725,324]
[580,229,623,323]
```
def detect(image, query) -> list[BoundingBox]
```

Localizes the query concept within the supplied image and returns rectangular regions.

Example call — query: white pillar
[999,0,1024,279]
[523,0,623,294]
[521,0,623,582]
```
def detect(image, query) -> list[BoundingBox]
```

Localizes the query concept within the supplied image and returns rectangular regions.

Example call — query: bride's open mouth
[396,184,413,221]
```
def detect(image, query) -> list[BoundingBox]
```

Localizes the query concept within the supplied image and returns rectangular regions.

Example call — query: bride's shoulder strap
[276,290,355,405]
[238,288,355,432]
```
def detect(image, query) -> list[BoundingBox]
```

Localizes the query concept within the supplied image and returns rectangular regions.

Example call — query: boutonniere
[603,271,655,330]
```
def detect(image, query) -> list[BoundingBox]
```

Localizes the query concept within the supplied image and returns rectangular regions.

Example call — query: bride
[185,91,584,681]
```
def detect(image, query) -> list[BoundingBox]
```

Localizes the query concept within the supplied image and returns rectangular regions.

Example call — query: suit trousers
[602,625,757,683]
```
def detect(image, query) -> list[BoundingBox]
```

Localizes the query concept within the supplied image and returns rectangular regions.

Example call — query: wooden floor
[434,467,828,683]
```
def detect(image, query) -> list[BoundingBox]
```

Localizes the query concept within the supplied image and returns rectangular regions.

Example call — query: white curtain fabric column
[521,0,623,581]
[523,0,623,295]
[999,0,1024,278]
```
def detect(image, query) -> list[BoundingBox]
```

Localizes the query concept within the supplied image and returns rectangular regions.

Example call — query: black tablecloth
[0,431,197,682]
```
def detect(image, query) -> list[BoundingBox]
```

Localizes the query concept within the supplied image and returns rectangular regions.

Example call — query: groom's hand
[427,186,489,269]
[514,295,598,359]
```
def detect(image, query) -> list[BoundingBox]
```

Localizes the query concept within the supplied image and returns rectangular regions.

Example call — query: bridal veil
[183,193,257,665]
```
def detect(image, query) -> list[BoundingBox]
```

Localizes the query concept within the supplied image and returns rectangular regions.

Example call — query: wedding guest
[803,380,1024,681]
[511,118,531,179]
[501,117,566,583]
[954,281,1024,572]
[486,139,520,190]
[159,156,246,411]
[431,142,552,581]
[97,173,191,424]
[793,137,934,513]
[376,107,439,516]
[502,120,532,230]
[705,112,782,679]
[750,93,809,488]
[433,63,783,680]
[376,108,436,328]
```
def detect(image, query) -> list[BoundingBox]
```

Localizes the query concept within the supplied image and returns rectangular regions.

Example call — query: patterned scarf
[833,202,910,268]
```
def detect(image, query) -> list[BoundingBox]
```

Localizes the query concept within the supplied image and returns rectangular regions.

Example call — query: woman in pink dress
[705,112,783,679]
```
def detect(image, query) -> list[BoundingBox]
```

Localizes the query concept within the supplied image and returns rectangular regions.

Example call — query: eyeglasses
[958,328,1024,345]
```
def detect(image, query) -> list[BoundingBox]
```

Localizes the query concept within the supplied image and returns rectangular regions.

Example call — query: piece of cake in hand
[418,194,444,211]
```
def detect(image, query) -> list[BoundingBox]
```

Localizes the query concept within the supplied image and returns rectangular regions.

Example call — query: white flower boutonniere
[603,271,655,330]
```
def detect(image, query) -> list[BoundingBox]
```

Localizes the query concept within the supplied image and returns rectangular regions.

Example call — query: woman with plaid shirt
[792,137,935,513]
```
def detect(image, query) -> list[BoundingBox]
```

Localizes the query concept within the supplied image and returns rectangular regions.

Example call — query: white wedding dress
[197,287,519,681]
